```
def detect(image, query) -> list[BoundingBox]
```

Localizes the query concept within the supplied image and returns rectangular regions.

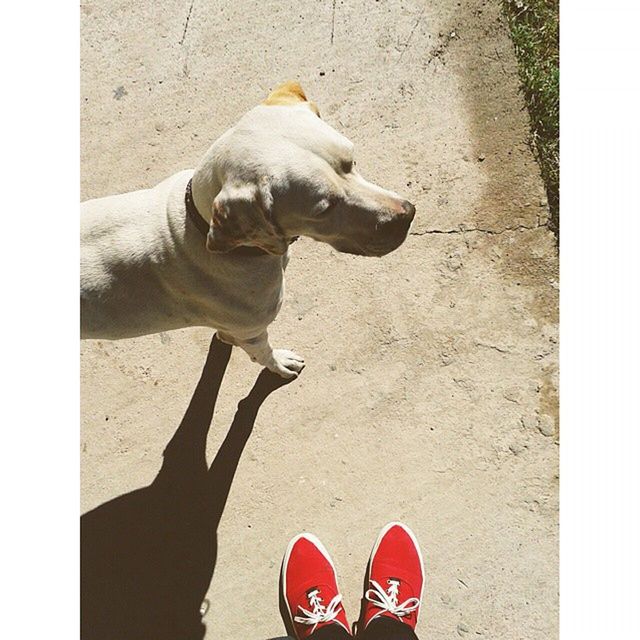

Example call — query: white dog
[81,82,415,377]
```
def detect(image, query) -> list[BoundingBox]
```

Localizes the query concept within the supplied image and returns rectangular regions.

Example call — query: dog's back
[81,174,186,338]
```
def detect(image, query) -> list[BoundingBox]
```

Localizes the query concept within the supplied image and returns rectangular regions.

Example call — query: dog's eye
[322,200,335,214]
[341,159,354,174]
[316,199,336,216]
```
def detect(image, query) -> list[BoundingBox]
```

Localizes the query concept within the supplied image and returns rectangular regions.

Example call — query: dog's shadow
[81,335,294,640]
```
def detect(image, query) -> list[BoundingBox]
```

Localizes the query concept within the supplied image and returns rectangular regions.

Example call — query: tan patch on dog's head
[263,81,320,117]
[263,81,307,104]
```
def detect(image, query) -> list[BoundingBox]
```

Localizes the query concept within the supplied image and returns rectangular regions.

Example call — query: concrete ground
[81,1,558,638]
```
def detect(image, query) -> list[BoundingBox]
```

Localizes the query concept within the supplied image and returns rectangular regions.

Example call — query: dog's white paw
[267,349,305,378]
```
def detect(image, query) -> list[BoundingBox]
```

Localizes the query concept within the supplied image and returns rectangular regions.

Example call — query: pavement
[81,1,559,638]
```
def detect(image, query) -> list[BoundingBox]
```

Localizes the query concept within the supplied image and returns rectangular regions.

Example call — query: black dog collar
[185,178,211,237]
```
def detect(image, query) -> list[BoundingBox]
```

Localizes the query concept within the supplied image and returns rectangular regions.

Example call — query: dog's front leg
[231,331,305,379]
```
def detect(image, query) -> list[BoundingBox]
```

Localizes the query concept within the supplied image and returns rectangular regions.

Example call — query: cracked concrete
[81,1,558,638]
[411,222,546,235]
[178,0,195,46]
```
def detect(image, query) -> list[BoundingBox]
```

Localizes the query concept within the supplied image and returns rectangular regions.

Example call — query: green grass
[503,0,559,238]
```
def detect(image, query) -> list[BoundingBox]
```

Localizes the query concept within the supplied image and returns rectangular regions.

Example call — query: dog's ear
[206,178,289,255]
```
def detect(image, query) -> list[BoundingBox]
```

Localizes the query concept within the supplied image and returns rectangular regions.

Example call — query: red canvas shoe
[281,533,352,639]
[360,522,424,633]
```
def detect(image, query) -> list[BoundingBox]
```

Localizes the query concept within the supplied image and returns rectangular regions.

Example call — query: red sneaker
[281,533,352,639]
[360,522,425,632]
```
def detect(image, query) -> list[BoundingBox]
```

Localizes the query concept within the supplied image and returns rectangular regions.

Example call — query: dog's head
[195,81,415,256]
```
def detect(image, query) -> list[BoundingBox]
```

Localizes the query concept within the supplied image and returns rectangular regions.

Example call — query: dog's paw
[267,349,305,378]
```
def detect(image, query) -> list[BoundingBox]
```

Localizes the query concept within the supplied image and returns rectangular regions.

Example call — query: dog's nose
[401,200,416,220]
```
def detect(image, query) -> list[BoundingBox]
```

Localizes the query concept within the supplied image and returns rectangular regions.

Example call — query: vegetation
[503,0,559,237]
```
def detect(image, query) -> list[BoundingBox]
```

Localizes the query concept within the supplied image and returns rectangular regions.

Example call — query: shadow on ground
[81,335,295,639]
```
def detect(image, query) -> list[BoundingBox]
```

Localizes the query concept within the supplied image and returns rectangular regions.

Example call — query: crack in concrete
[475,341,512,354]
[410,222,545,237]
[179,0,195,46]
[330,0,337,45]
[398,4,427,62]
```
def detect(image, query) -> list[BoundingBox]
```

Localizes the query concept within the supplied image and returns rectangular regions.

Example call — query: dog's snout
[384,212,412,237]
[401,200,416,220]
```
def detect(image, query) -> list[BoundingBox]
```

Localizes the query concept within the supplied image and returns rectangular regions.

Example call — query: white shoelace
[365,578,421,619]
[294,588,343,632]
